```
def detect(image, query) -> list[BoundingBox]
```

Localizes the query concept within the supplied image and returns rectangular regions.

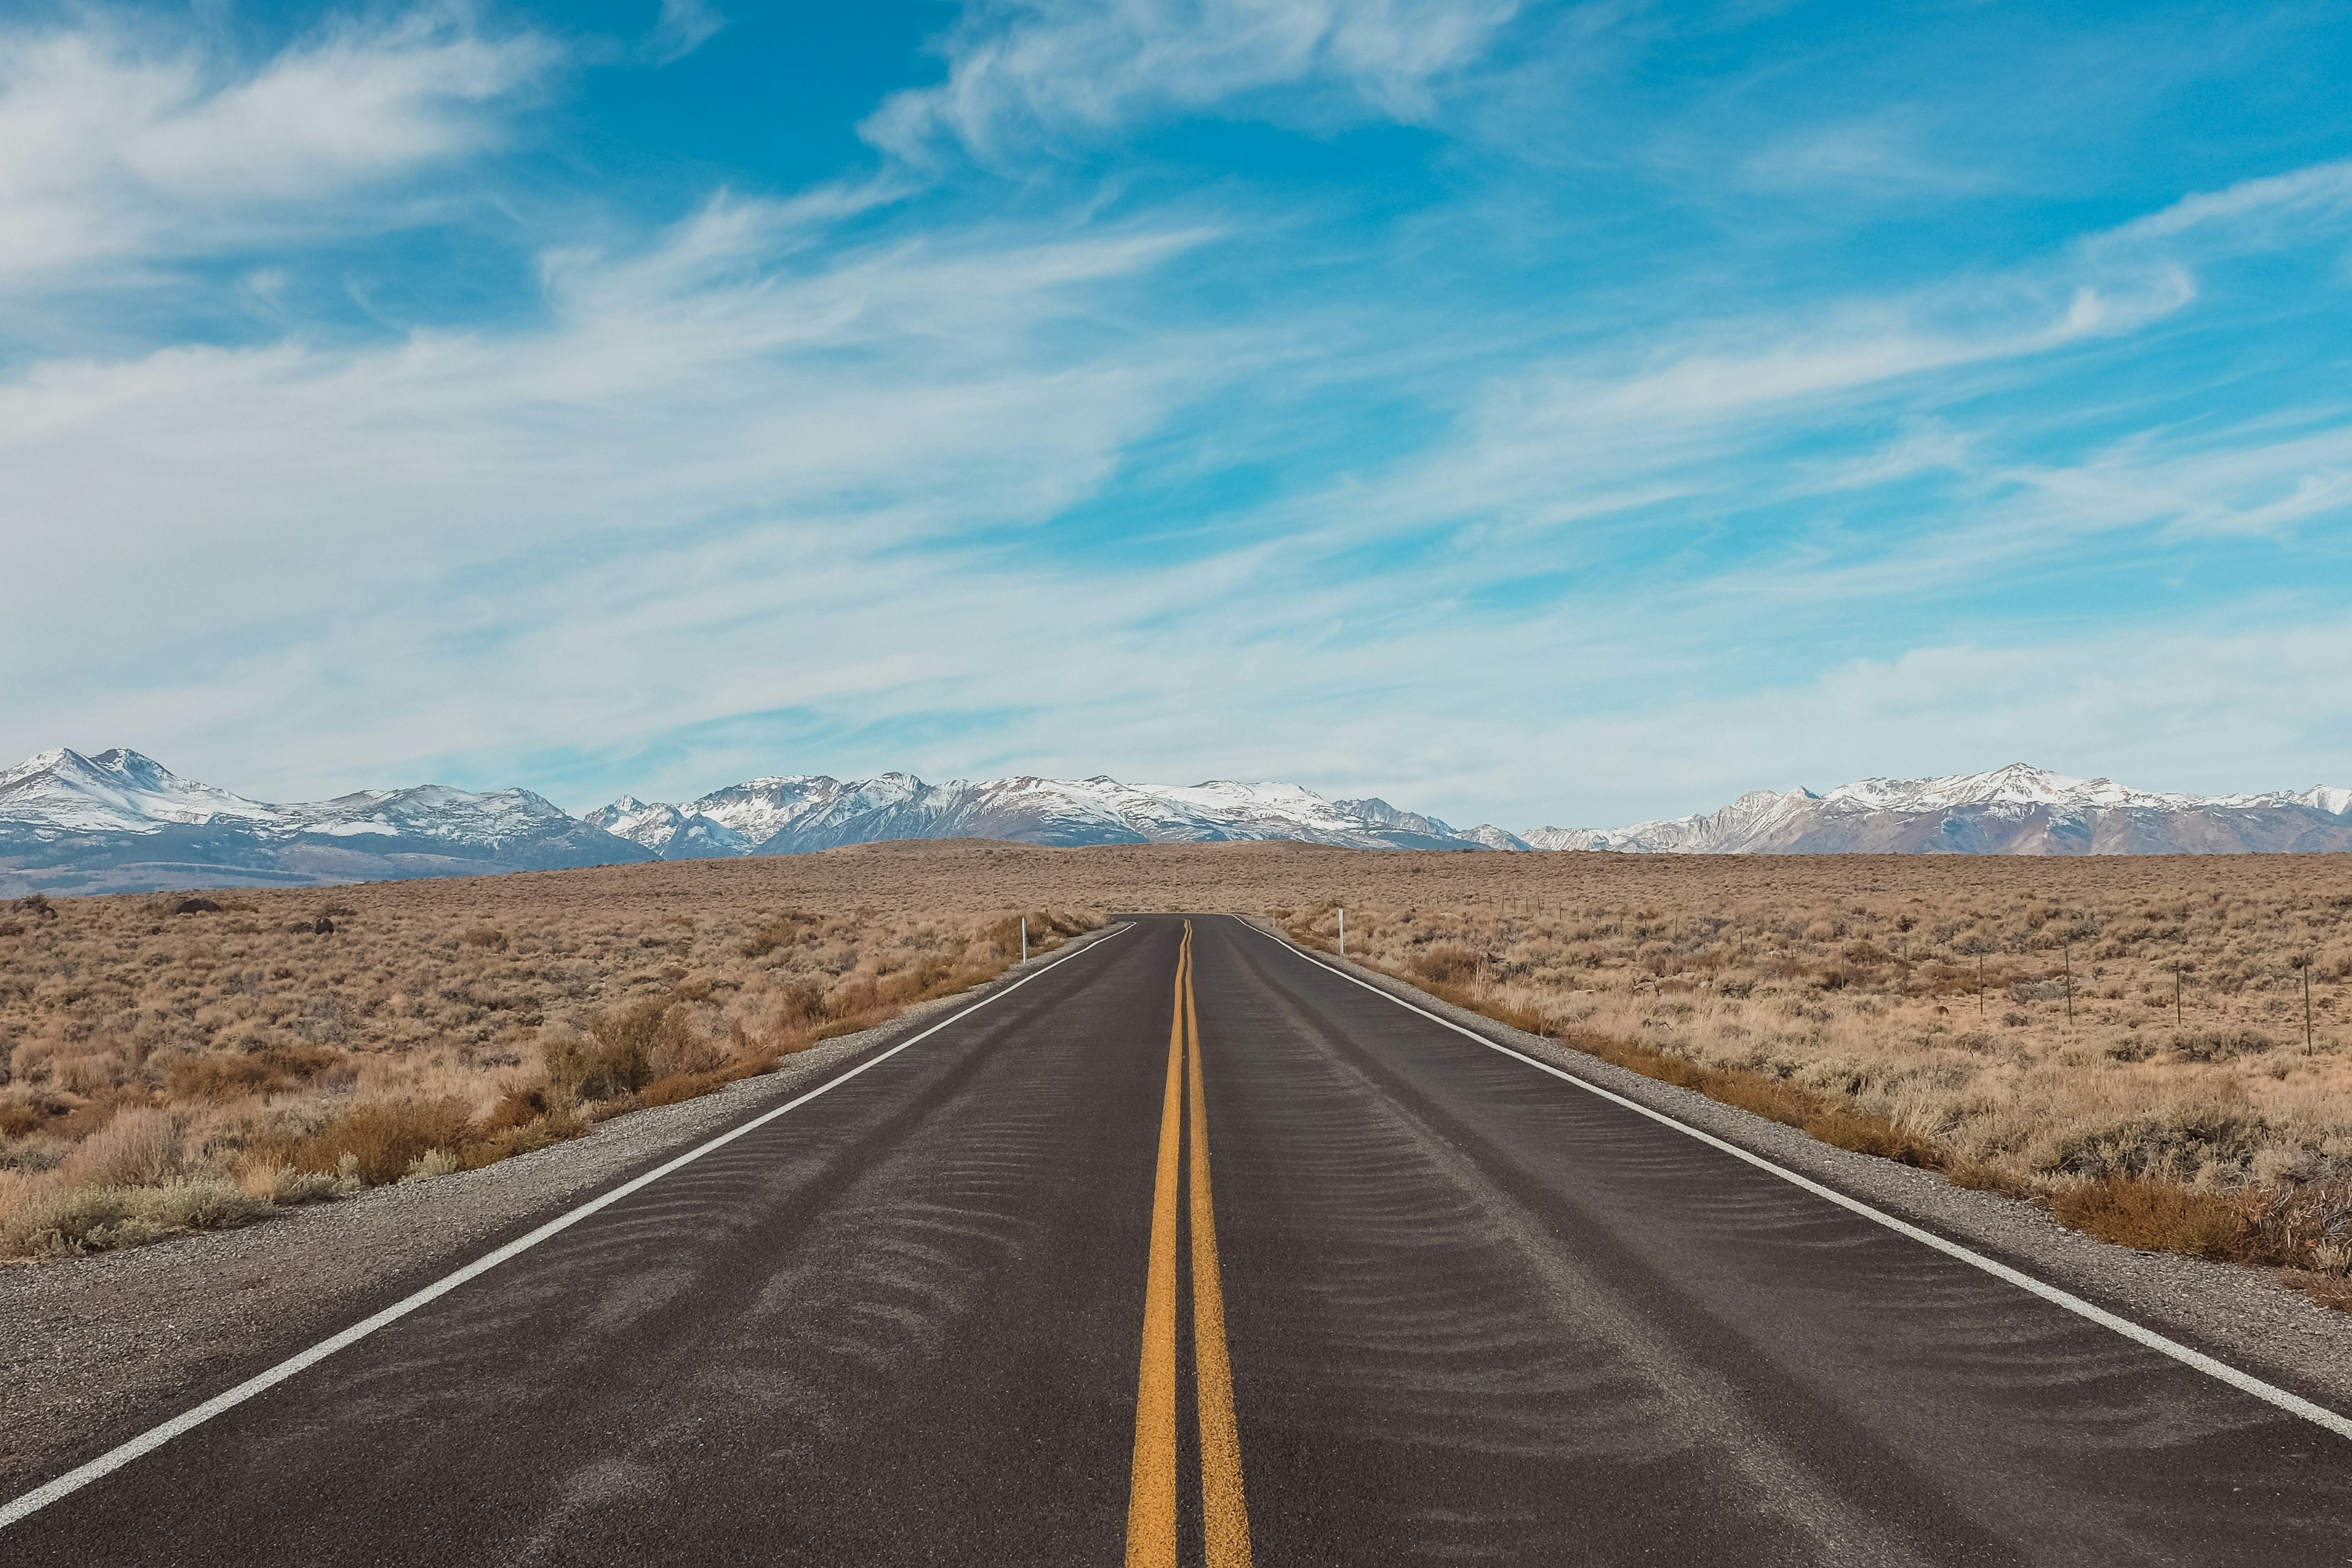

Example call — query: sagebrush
[0,857,1098,1257]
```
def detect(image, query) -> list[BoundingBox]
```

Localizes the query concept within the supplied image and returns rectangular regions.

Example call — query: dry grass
[0,857,1099,1257]
[10,837,2352,1298]
[1248,849,2352,1303]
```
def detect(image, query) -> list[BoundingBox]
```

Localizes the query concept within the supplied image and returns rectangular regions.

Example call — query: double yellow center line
[1127,921,1253,1568]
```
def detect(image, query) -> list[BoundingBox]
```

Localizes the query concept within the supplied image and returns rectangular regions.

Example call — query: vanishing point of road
[7,915,2350,1564]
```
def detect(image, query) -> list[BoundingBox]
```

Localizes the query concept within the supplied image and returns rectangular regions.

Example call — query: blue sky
[3,0,2350,831]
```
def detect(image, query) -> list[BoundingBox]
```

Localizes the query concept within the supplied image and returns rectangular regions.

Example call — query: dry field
[7,839,2352,1301]
[0,844,1102,1258]
[1262,849,2352,1306]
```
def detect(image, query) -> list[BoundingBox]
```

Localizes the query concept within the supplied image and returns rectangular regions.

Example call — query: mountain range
[0,749,1521,896]
[1525,763,2352,855]
[4,750,2348,897]
[0,748,646,897]
[582,773,1525,859]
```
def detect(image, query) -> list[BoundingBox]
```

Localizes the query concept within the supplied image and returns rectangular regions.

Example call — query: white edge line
[1247,920,2352,1443]
[0,924,1134,1531]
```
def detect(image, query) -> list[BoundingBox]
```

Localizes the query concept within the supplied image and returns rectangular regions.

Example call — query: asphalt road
[8,914,2352,1565]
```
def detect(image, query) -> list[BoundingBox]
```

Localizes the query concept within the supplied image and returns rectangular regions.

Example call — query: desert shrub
[165,1043,342,1100]
[460,927,508,951]
[2,1178,268,1257]
[769,980,830,1032]
[402,1148,463,1181]
[1414,944,1483,985]
[145,1176,271,1231]
[57,1107,188,1189]
[0,1097,40,1137]
[481,1082,556,1134]
[240,1164,343,1204]
[2169,1029,2277,1062]
[650,1019,724,1081]
[740,912,818,958]
[291,1099,474,1186]
[2240,1178,2352,1276]
[2050,1178,2248,1260]
[640,1058,763,1108]
[462,1113,580,1168]
[545,999,683,1102]
[2042,1104,2268,1184]
[5,1186,156,1255]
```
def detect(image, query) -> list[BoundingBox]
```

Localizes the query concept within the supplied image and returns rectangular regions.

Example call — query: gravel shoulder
[1240,917,2352,1420]
[0,924,1130,1496]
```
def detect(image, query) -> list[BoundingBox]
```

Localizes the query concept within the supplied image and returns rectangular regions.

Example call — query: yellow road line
[1125,924,1187,1568]
[1186,928,1254,1568]
[1127,922,1255,1567]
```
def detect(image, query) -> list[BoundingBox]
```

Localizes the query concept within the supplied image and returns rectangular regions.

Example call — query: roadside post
[1339,907,1346,959]
[1021,916,1028,963]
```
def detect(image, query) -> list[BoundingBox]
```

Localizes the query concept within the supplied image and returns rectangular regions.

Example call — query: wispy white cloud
[863,0,1519,163]
[646,0,726,66]
[1250,154,2352,590]
[2099,158,2352,250]
[0,8,552,290]
[2008,422,2352,542]
[1275,253,2198,557]
[0,189,1238,796]
[1742,115,1998,197]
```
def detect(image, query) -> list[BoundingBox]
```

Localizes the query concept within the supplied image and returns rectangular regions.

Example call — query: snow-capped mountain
[0,747,286,834]
[580,796,754,859]
[0,749,653,895]
[14,749,2344,896]
[1527,764,2352,856]
[0,749,1519,895]
[595,773,1527,857]
[685,776,848,844]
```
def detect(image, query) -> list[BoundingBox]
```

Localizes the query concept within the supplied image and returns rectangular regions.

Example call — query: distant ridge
[7,751,2349,896]
[0,750,1521,895]
[582,773,1521,857]
[0,748,648,896]
[1526,763,2352,856]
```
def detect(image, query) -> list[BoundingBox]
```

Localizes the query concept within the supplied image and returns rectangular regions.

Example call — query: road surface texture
[6,914,2349,1565]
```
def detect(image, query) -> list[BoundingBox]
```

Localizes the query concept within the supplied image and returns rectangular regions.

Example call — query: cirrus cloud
[0,7,553,292]
[863,0,1519,163]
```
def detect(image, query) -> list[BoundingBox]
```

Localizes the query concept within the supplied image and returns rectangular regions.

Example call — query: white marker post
[1020,916,1028,963]
[1338,907,1345,958]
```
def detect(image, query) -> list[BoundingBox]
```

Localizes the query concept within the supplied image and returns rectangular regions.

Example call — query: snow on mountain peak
[2296,786,2352,816]
[1534,763,2352,855]
[0,748,594,849]
[580,770,1520,857]
[24,746,2352,890]
[1816,763,2220,814]
[0,746,285,834]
